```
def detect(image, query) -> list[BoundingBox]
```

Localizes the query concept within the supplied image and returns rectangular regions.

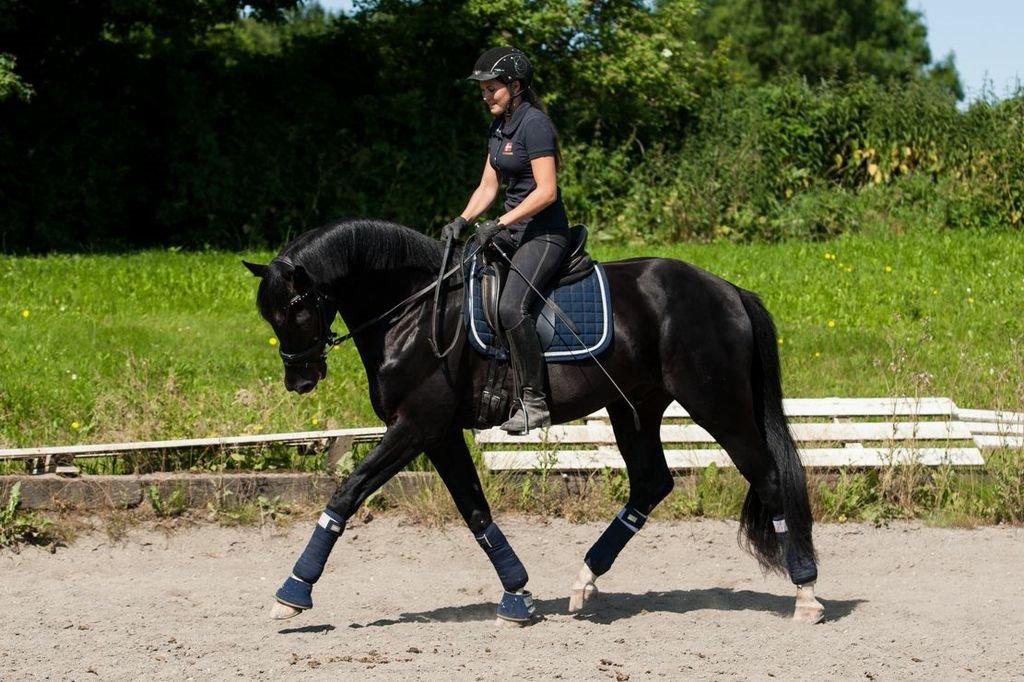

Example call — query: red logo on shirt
[502,142,514,155]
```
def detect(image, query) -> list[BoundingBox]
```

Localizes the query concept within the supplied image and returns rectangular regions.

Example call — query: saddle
[466,224,612,360]
[464,224,611,427]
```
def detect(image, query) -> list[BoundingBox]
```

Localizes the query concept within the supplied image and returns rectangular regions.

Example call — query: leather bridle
[275,284,342,369]
[270,243,483,369]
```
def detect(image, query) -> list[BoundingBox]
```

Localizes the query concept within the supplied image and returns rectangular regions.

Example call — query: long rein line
[324,239,483,349]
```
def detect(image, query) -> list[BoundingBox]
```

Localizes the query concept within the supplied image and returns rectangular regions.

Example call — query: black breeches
[497,228,569,332]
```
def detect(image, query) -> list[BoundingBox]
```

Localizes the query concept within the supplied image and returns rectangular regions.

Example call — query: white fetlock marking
[568,564,598,613]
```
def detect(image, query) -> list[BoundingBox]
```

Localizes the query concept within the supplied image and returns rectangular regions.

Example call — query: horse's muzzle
[284,363,327,394]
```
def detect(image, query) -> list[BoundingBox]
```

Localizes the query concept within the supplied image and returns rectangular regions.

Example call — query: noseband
[273,257,342,369]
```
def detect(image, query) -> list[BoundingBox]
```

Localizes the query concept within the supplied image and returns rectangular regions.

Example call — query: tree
[696,0,944,87]
[0,53,32,101]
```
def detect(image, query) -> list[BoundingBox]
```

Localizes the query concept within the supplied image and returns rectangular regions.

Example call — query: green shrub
[146,485,187,518]
[563,79,1023,243]
[0,483,56,549]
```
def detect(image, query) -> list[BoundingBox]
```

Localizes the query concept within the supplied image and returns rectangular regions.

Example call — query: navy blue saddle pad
[465,259,613,362]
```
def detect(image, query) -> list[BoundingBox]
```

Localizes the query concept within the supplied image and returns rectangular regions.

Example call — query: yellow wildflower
[21,309,29,318]
[827,320,836,328]
[268,337,278,346]
[777,337,784,346]
[884,265,892,273]
[71,421,80,430]
[311,416,319,426]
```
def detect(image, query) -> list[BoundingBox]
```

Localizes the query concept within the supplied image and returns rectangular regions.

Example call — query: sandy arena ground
[2,515,1022,680]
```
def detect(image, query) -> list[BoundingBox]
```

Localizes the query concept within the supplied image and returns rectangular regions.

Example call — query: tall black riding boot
[500,318,552,435]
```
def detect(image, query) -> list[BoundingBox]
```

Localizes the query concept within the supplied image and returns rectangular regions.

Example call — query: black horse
[244,218,824,624]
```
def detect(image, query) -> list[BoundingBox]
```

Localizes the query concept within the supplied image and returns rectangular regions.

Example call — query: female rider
[442,46,569,435]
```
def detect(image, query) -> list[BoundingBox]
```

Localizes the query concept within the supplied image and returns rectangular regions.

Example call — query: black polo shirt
[487,101,568,241]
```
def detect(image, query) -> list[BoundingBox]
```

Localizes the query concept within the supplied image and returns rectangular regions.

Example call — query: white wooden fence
[480,397,1022,471]
[0,428,386,475]
[1,397,1020,475]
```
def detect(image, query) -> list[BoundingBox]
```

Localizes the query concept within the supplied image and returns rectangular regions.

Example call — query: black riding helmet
[467,46,533,87]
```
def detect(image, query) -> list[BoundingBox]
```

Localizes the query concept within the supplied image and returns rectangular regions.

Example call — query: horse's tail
[735,288,816,575]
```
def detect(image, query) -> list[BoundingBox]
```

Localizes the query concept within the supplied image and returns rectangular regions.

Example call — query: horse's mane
[258,218,444,314]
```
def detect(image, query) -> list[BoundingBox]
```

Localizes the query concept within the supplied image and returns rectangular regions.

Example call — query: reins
[274,241,483,368]
[427,232,464,360]
[328,251,473,347]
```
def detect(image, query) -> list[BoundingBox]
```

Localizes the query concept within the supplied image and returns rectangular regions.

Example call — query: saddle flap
[478,263,503,336]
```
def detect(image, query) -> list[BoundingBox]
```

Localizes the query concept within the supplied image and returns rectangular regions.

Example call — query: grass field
[2,225,1023,532]
[2,226,1022,450]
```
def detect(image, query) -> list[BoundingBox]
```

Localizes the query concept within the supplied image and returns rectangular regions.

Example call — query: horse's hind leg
[569,397,672,613]
[426,429,535,624]
[671,377,824,623]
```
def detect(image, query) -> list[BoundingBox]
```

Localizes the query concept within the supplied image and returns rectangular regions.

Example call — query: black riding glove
[441,216,468,241]
[475,219,502,244]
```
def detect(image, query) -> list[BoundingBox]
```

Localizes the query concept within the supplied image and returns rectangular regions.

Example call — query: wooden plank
[973,435,1024,448]
[957,408,1024,423]
[0,427,387,461]
[475,421,973,445]
[588,397,956,420]
[963,422,1024,436]
[780,397,955,417]
[483,446,985,470]
[796,447,984,466]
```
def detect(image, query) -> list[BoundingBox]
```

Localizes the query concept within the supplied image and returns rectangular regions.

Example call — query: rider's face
[479,79,520,115]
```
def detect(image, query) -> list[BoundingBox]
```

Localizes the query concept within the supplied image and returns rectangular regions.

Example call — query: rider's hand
[475,219,502,244]
[441,216,468,241]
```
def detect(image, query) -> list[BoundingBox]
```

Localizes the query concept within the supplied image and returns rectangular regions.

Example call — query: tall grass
[380,450,1024,528]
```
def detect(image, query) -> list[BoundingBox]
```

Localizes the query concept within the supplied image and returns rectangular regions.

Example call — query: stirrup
[500,396,550,435]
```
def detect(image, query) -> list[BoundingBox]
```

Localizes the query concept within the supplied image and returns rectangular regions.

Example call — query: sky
[912,0,1023,100]
[315,0,1023,102]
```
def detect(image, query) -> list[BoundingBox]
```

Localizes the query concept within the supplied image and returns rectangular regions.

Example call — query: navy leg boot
[475,522,534,622]
[275,508,345,610]
[773,515,818,585]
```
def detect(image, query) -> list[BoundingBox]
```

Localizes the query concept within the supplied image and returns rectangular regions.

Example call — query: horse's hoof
[495,616,528,628]
[792,583,825,624]
[793,601,825,624]
[568,564,598,613]
[270,601,305,620]
[568,583,598,613]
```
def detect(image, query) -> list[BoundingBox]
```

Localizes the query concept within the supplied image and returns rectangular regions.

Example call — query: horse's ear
[242,260,269,278]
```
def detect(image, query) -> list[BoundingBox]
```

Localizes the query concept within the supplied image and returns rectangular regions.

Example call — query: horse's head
[244,258,335,394]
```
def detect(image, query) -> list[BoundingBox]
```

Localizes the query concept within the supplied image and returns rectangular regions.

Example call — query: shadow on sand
[343,588,864,629]
[277,623,337,635]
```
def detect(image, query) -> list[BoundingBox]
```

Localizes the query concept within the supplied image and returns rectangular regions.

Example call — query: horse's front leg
[270,420,422,619]
[427,429,535,624]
